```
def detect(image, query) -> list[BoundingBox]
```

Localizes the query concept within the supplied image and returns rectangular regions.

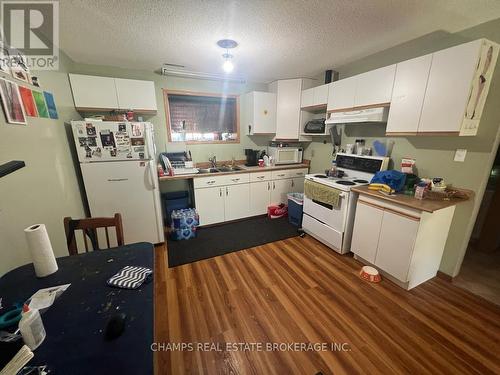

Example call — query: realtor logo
[1,0,59,70]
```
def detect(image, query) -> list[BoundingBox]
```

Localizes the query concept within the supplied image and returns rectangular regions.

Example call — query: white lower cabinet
[224,184,250,221]
[249,181,271,216]
[194,186,225,226]
[271,179,293,204]
[350,201,384,263]
[351,195,455,289]
[374,210,419,281]
[195,168,307,225]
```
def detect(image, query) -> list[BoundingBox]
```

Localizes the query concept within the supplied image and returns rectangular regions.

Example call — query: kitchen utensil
[345,144,354,154]
[329,125,342,156]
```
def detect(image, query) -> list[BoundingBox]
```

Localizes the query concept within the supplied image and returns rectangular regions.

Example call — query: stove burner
[336,180,356,186]
[352,179,369,183]
[314,174,328,178]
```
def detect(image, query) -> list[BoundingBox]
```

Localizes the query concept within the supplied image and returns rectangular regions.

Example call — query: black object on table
[0,242,154,374]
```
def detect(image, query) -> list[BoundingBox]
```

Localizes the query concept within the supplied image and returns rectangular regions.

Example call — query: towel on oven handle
[304,180,340,207]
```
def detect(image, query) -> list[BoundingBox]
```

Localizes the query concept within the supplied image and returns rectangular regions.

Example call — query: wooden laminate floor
[154,235,500,374]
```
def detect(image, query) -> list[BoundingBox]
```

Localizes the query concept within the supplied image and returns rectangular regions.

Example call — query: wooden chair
[64,213,124,256]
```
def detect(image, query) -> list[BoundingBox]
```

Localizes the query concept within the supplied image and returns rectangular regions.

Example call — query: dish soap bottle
[19,304,46,350]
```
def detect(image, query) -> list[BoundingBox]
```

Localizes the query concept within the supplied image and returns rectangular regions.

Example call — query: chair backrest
[64,213,124,256]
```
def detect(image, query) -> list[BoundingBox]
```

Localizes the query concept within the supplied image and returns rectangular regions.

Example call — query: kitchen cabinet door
[69,74,119,109]
[115,78,157,111]
[327,76,356,111]
[418,40,482,134]
[350,201,383,263]
[225,184,250,221]
[194,187,225,226]
[271,179,293,204]
[249,181,271,216]
[243,91,277,135]
[386,55,432,134]
[375,210,419,282]
[273,79,303,139]
[354,65,396,107]
[291,177,304,193]
[313,84,329,106]
[301,88,314,108]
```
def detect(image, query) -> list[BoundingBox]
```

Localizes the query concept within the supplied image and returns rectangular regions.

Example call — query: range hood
[325,106,389,124]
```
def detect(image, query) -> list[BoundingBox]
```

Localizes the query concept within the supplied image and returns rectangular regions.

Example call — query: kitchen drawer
[194,173,250,188]
[194,175,226,188]
[219,173,250,186]
[303,214,343,253]
[288,168,308,178]
[250,171,272,182]
[272,170,292,179]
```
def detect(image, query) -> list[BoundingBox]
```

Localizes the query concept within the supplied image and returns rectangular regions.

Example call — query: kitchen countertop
[159,163,310,181]
[352,185,473,213]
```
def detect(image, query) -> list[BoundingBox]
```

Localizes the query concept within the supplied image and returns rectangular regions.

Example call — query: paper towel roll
[24,224,58,277]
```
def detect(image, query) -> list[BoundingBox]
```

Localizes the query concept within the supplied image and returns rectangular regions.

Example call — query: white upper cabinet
[242,91,276,135]
[301,84,329,109]
[354,65,396,107]
[418,39,498,135]
[300,87,314,108]
[69,73,157,112]
[313,84,329,105]
[327,76,356,111]
[386,54,433,134]
[69,74,119,109]
[115,78,157,111]
[270,78,310,139]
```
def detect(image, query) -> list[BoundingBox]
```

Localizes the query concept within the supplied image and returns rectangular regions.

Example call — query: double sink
[197,166,244,174]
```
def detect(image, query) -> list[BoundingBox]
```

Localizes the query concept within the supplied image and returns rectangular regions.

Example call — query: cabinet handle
[277,174,285,177]
[273,182,275,189]
[267,182,270,190]
[219,188,222,197]
[207,180,216,185]
[231,178,240,182]
[107,178,128,182]
[292,180,294,187]
[226,187,228,196]
[257,176,264,179]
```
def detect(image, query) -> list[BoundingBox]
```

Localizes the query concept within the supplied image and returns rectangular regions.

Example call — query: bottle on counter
[329,161,337,177]
[19,304,46,350]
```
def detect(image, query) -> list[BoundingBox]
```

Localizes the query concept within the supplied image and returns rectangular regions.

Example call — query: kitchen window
[164,90,239,143]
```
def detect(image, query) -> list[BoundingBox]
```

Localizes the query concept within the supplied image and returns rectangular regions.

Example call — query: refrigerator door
[71,121,151,162]
[80,160,164,244]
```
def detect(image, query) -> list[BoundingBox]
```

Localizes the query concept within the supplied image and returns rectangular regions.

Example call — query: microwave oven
[268,146,303,164]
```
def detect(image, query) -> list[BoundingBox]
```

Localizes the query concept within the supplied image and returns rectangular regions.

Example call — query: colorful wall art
[0,78,26,125]
[32,90,49,118]
[18,86,38,117]
[43,91,58,119]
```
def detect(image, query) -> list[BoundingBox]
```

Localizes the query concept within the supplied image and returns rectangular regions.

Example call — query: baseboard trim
[437,271,454,282]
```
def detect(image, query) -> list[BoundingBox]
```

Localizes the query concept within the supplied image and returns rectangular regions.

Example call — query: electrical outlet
[454,149,467,162]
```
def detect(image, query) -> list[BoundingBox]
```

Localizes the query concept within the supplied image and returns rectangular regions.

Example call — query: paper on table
[28,284,70,311]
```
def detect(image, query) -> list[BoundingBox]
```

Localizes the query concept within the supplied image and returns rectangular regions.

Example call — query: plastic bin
[287,192,304,227]
[170,208,199,241]
[162,191,189,224]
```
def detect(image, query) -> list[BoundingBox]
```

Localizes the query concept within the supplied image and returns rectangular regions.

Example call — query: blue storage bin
[287,193,304,227]
[170,208,199,241]
[162,191,189,224]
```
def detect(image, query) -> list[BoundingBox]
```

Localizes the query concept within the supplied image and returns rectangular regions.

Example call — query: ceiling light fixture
[217,39,238,74]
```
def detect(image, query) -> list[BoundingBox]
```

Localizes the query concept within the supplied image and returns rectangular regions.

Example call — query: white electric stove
[303,153,389,254]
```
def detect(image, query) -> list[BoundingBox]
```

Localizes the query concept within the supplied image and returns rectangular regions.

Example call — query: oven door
[275,148,300,164]
[303,190,350,232]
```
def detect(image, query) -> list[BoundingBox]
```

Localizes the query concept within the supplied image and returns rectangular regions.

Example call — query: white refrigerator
[71,120,164,245]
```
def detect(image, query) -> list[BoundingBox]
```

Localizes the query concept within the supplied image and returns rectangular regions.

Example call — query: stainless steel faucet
[209,155,217,168]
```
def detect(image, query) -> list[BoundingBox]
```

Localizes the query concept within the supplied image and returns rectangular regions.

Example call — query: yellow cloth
[304,179,340,207]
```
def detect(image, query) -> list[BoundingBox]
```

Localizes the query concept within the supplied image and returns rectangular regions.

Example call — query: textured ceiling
[59,0,500,82]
